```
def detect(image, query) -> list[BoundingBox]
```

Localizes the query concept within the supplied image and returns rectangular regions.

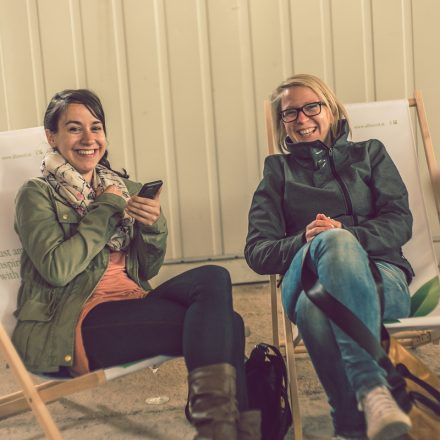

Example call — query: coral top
[70,251,150,376]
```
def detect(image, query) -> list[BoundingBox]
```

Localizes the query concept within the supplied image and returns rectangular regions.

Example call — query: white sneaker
[360,386,411,440]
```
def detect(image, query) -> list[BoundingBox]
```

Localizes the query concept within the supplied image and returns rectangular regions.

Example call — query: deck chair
[264,91,440,440]
[0,127,174,439]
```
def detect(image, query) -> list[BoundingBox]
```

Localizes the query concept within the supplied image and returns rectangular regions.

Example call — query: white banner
[0,127,47,335]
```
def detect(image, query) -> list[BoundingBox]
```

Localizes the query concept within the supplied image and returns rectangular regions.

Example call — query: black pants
[82,265,248,409]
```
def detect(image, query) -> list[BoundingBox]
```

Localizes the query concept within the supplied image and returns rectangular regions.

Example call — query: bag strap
[301,251,389,366]
[300,249,412,411]
[257,343,289,389]
[257,343,292,412]
[301,247,440,415]
[396,363,440,402]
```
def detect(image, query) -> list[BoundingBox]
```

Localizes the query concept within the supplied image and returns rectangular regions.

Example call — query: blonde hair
[270,74,350,152]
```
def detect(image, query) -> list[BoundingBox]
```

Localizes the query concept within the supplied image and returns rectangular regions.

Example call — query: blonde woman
[245,74,413,440]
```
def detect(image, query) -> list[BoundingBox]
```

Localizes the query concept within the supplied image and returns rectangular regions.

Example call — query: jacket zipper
[328,147,358,226]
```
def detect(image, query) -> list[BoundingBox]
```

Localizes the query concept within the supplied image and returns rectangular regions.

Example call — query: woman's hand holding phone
[126,180,163,225]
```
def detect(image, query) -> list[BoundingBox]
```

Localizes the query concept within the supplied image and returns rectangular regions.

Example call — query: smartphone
[138,180,163,198]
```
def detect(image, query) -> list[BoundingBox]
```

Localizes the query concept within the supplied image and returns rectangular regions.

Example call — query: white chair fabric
[346,100,440,326]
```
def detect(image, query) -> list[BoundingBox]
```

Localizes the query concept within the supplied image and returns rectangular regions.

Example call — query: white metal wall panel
[412,0,440,240]
[207,0,258,256]
[80,0,137,175]
[37,0,84,95]
[0,1,42,129]
[371,0,414,100]
[331,0,375,103]
[1,0,440,283]
[290,0,334,85]
[123,0,183,259]
[0,36,9,130]
[247,1,286,166]
[165,0,221,259]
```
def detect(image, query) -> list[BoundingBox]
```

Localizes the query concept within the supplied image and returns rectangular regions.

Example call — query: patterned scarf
[41,150,134,251]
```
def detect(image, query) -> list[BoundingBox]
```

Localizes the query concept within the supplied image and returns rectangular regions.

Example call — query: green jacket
[245,121,414,281]
[12,177,167,373]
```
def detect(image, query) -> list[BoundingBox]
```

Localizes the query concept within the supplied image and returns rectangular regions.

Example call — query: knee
[194,265,231,288]
[312,228,366,263]
[191,265,232,303]
[314,228,356,247]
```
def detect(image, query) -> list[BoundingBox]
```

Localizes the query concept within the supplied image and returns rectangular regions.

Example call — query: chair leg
[0,370,107,419]
[282,311,303,440]
[0,324,62,439]
[270,274,280,348]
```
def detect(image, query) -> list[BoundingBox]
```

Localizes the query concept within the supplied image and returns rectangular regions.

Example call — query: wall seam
[25,0,45,124]
[361,0,374,102]
[0,20,10,129]
[68,0,87,88]
[120,1,137,178]
[369,0,378,101]
[110,0,136,176]
[328,1,337,93]
[408,0,416,95]
[319,0,327,82]
[195,0,223,255]
[153,0,183,258]
[77,0,88,86]
[279,0,293,77]
[238,0,260,179]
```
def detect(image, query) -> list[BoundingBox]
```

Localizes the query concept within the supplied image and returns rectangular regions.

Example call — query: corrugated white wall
[1,0,439,282]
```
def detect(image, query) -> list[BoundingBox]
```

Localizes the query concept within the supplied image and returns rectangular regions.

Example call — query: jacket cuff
[139,210,166,233]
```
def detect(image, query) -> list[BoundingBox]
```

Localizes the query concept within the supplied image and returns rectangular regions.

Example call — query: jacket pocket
[16,298,56,322]
[55,203,80,238]
[12,297,57,372]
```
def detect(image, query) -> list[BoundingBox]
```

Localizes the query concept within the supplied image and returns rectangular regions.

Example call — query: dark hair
[44,89,128,178]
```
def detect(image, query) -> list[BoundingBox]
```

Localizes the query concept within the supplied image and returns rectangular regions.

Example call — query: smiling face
[45,103,106,183]
[280,86,333,144]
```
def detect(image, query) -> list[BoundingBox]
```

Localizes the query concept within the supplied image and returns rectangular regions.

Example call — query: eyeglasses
[280,101,326,123]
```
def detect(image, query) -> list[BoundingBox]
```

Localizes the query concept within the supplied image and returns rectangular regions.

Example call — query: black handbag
[245,342,292,440]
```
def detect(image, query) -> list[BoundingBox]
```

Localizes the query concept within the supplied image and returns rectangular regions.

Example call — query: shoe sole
[370,420,411,440]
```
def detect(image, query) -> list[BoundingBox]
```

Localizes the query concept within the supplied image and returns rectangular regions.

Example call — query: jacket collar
[284,120,350,170]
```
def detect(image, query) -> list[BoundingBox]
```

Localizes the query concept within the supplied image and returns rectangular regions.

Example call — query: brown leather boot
[188,363,239,440]
[237,410,261,440]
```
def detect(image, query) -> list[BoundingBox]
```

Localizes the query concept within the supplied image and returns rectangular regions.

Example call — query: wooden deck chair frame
[0,343,173,439]
[0,126,175,439]
[264,91,440,440]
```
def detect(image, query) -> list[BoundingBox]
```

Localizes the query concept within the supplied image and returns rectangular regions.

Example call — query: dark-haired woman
[13,89,260,440]
[245,74,413,440]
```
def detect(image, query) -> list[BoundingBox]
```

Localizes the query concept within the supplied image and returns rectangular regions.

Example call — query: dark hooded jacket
[245,120,414,282]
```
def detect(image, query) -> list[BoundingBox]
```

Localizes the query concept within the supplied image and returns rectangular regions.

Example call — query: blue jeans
[281,229,410,436]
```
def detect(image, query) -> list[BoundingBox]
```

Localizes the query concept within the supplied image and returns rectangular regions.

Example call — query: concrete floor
[0,282,439,439]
